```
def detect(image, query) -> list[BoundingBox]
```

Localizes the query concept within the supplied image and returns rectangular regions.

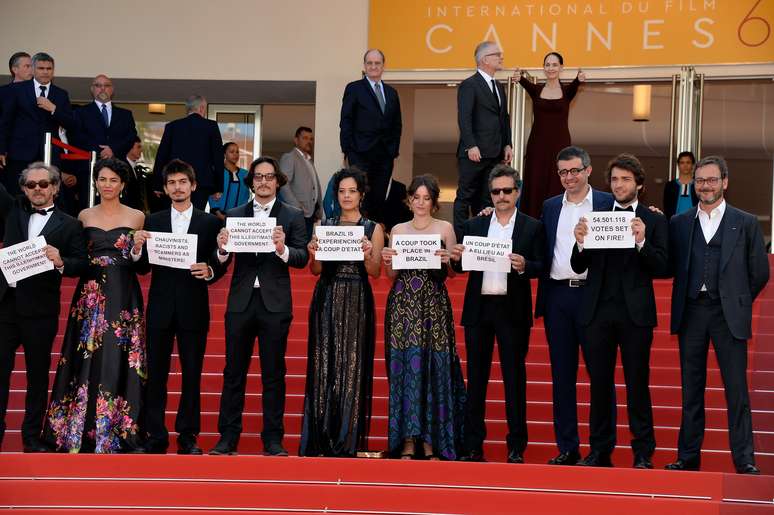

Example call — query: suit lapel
[27,82,44,122]
[474,73,499,112]
[720,206,741,271]
[684,208,698,271]
[38,209,64,239]
[362,78,383,116]
[159,209,173,233]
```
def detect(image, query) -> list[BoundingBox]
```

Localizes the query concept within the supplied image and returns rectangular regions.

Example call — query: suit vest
[688,215,725,299]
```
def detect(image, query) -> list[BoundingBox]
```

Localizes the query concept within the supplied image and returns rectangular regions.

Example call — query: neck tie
[490,79,499,107]
[374,82,386,113]
[32,207,54,216]
[614,205,633,212]
[39,85,47,98]
[101,104,109,127]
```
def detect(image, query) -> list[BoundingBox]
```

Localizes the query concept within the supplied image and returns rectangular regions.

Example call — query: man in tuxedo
[279,126,322,240]
[210,156,308,456]
[453,41,513,240]
[339,49,402,223]
[665,156,769,475]
[570,154,669,468]
[451,164,545,463]
[131,159,225,455]
[535,145,613,466]
[0,52,73,195]
[0,162,87,451]
[69,74,138,212]
[153,95,223,210]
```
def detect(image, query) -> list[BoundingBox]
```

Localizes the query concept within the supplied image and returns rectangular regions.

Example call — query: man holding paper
[131,159,225,455]
[571,154,669,468]
[451,165,545,463]
[210,156,308,457]
[0,162,87,452]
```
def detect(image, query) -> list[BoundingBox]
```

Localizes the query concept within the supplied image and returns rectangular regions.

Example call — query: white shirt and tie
[33,79,50,98]
[481,209,517,295]
[95,100,112,127]
[477,68,501,105]
[366,77,387,113]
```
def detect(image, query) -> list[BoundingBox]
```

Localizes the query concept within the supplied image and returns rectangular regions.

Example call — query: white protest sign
[0,236,54,283]
[583,211,635,249]
[225,217,276,253]
[315,225,364,261]
[146,232,198,269]
[391,234,441,270]
[461,236,512,273]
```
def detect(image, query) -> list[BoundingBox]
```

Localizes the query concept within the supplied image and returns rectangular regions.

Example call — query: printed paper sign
[583,211,635,249]
[461,236,512,273]
[0,236,54,282]
[146,232,198,269]
[225,217,276,253]
[315,225,364,261]
[391,234,441,270]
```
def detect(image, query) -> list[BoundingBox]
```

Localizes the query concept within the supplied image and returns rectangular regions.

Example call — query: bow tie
[254,203,270,213]
[614,205,633,212]
[32,207,54,216]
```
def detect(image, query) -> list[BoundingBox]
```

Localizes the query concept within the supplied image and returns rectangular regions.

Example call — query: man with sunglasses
[209,156,308,457]
[0,162,87,452]
[451,164,544,463]
[666,156,768,474]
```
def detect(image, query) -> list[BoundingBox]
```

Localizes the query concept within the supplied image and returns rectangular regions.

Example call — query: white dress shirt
[550,186,594,280]
[697,199,726,243]
[477,68,501,104]
[94,100,112,126]
[171,204,193,234]
[481,210,516,295]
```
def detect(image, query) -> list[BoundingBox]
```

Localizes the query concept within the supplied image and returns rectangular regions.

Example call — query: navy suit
[153,113,224,210]
[339,77,402,223]
[535,189,613,455]
[669,204,769,469]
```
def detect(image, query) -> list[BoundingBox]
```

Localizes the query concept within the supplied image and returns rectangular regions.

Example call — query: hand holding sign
[632,217,646,244]
[44,245,63,268]
[574,217,589,245]
[225,217,276,253]
[0,236,54,282]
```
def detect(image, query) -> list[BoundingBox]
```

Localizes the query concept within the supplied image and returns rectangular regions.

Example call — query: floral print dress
[43,227,146,453]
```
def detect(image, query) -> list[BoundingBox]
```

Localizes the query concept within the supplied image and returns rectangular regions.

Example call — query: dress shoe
[22,438,49,453]
[577,451,613,467]
[736,463,760,475]
[177,442,203,455]
[143,441,168,454]
[208,437,238,455]
[265,441,289,456]
[507,450,524,464]
[633,454,653,469]
[459,450,486,462]
[664,459,699,471]
[548,450,581,466]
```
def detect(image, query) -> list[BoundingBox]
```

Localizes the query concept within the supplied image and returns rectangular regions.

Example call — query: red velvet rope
[51,138,91,161]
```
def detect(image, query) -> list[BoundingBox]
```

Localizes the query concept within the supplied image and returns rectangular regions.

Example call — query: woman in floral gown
[43,158,147,453]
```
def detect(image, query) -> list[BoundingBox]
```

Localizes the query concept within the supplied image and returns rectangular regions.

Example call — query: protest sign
[147,232,198,269]
[391,234,441,270]
[315,225,364,261]
[584,211,635,249]
[225,217,276,253]
[0,236,54,283]
[461,236,512,272]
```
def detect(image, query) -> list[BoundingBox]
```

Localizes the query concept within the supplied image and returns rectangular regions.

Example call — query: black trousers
[0,290,58,447]
[463,296,530,454]
[348,149,393,224]
[144,315,208,448]
[217,288,292,446]
[677,296,755,468]
[453,156,497,241]
[584,300,655,457]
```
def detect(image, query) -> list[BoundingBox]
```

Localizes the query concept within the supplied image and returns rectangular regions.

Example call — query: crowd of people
[0,44,768,476]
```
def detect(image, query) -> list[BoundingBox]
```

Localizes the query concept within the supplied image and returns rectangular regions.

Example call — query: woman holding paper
[300,168,384,457]
[381,174,466,460]
[44,158,147,453]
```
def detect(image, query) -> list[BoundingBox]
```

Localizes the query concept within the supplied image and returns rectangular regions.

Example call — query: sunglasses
[490,187,516,195]
[253,173,277,182]
[24,180,54,189]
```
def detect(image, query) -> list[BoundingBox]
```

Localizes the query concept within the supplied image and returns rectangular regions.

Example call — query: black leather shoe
[143,441,168,454]
[22,438,49,453]
[736,463,761,475]
[208,437,238,455]
[459,450,486,462]
[177,442,203,455]
[548,450,580,465]
[507,450,524,464]
[664,459,699,471]
[265,442,288,456]
[577,451,613,467]
[633,454,653,469]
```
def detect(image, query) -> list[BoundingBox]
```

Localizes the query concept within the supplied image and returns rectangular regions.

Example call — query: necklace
[411,217,433,231]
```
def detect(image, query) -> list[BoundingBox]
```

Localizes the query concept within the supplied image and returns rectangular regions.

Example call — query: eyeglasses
[253,173,276,182]
[694,177,721,186]
[557,167,586,178]
[484,52,503,58]
[490,187,516,195]
[24,180,53,189]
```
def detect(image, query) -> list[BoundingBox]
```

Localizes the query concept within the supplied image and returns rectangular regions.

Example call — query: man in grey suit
[665,155,769,475]
[279,126,322,240]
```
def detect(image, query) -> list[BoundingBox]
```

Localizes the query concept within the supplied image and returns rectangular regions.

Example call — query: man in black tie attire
[454,41,513,240]
[451,165,545,463]
[131,159,225,455]
[0,162,88,452]
[571,154,669,468]
[665,156,769,475]
[210,156,308,456]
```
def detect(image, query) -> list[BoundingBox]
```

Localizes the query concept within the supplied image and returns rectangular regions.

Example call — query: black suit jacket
[669,204,769,339]
[0,183,87,318]
[457,72,512,159]
[662,178,699,219]
[339,77,402,159]
[222,199,308,314]
[153,113,224,192]
[455,212,545,327]
[570,204,669,327]
[0,80,74,161]
[71,102,138,161]
[137,207,225,331]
